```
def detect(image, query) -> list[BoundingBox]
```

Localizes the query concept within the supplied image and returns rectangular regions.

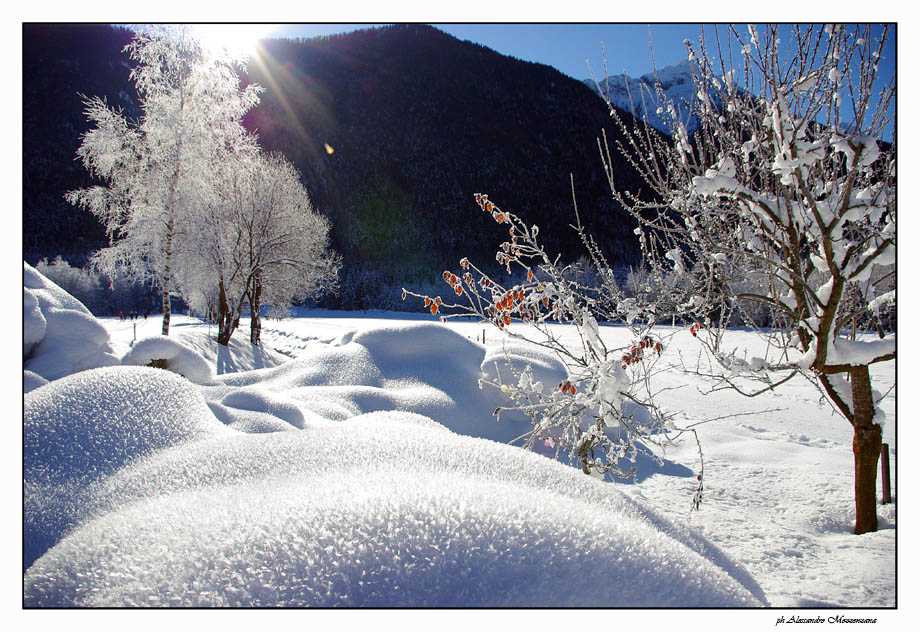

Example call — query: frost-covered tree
[241,153,339,345]
[598,24,895,533]
[180,148,338,346]
[66,25,262,336]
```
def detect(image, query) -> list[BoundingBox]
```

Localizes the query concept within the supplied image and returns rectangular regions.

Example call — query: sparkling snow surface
[22,294,895,607]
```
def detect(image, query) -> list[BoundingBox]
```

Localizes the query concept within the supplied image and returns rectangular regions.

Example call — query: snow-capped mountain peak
[587,59,699,134]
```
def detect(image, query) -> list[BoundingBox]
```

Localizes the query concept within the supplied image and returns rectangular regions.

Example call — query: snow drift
[23,366,231,569]
[198,322,566,447]
[23,262,119,386]
[21,311,766,605]
[22,279,767,606]
[24,391,765,606]
[122,335,214,384]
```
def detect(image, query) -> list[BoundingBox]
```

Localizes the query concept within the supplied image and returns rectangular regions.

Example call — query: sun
[191,24,276,59]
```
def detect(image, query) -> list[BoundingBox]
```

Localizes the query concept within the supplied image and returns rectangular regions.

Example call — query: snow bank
[122,335,214,384]
[194,323,552,448]
[23,366,231,568]
[219,390,307,428]
[24,320,769,606]
[481,338,569,392]
[23,287,46,356]
[24,411,764,607]
[164,328,290,374]
[23,369,49,393]
[23,262,119,382]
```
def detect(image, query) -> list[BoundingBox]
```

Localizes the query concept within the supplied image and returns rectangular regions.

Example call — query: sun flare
[191,24,276,59]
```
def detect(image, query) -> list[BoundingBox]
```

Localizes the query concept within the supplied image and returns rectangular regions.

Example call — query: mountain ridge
[23,24,652,309]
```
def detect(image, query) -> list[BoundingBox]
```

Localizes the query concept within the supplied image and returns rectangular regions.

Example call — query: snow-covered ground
[253,309,900,608]
[23,268,898,611]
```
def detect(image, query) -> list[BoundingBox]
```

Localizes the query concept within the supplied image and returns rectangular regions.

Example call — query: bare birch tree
[66,25,262,335]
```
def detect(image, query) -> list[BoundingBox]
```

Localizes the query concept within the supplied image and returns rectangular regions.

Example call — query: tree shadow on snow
[615,449,696,485]
[216,344,238,375]
[249,344,267,370]
[535,439,696,484]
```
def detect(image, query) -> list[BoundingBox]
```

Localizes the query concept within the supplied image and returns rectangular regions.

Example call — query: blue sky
[262,23,895,85]
[267,23,729,80]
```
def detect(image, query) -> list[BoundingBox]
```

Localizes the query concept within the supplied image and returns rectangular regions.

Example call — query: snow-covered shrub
[404,195,684,484]
[122,335,213,384]
[23,262,120,382]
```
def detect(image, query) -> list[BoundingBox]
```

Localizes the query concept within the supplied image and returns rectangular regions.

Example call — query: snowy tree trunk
[161,215,174,336]
[248,273,262,345]
[850,366,882,535]
[215,278,236,346]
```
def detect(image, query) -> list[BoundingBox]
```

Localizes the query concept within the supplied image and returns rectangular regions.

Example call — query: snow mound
[122,335,214,384]
[209,322,534,441]
[24,411,765,607]
[165,328,289,374]
[23,287,46,356]
[23,369,49,393]
[196,323,687,476]
[205,401,300,434]
[23,366,231,568]
[23,262,119,382]
[219,390,306,428]
[481,338,569,390]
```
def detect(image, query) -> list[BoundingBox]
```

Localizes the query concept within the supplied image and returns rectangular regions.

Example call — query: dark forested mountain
[23,24,650,308]
[23,24,139,264]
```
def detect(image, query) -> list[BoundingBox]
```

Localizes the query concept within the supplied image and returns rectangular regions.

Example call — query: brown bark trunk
[850,365,882,534]
[249,275,262,345]
[216,278,236,346]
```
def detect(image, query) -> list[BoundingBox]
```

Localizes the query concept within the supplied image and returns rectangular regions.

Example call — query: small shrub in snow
[122,336,213,384]
[404,195,685,484]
